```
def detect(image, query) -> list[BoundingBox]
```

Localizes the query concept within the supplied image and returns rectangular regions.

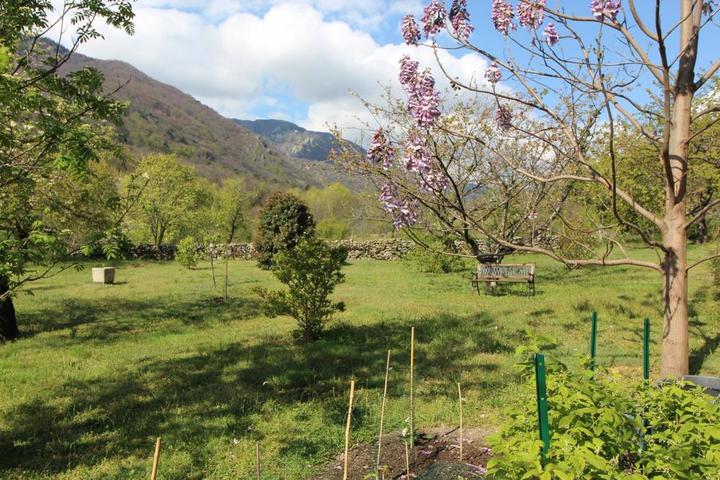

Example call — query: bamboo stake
[343,380,355,480]
[150,437,161,480]
[409,326,415,452]
[255,441,261,480]
[457,382,463,461]
[376,350,391,474]
[404,439,411,479]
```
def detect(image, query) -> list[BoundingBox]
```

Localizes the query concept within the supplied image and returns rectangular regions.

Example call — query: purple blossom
[407,68,441,128]
[703,1,717,16]
[492,0,515,35]
[544,22,559,46]
[449,0,474,41]
[419,167,449,193]
[496,105,513,129]
[399,55,419,90]
[402,14,421,45]
[367,128,394,169]
[485,62,502,84]
[421,0,447,37]
[517,0,546,29]
[590,0,621,22]
[403,132,431,173]
[379,183,418,229]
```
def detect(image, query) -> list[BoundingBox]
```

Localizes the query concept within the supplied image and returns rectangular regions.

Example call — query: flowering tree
[356,1,720,377]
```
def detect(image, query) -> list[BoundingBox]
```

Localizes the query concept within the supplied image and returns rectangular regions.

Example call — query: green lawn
[1,249,719,479]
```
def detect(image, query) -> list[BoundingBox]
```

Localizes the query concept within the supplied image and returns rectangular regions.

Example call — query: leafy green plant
[255,192,315,270]
[255,238,347,341]
[487,367,720,479]
[175,236,200,270]
[405,236,467,274]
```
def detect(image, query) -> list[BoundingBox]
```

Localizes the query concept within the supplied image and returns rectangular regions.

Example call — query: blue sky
[54,1,720,142]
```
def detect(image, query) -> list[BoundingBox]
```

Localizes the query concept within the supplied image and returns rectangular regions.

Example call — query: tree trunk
[0,277,19,341]
[660,214,689,378]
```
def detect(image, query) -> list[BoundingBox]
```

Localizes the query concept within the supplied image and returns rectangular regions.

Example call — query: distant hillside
[234,119,365,162]
[59,50,318,187]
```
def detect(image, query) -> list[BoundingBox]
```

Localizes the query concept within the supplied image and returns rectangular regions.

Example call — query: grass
[0,248,719,479]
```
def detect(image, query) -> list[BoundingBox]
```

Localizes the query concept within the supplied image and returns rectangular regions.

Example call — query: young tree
[0,1,135,340]
[355,1,720,376]
[255,192,315,269]
[129,154,205,247]
[256,238,347,341]
[214,177,251,300]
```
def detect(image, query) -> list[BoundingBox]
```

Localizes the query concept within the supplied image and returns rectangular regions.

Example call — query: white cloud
[58,2,489,143]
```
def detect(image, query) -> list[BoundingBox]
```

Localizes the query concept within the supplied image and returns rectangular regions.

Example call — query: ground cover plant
[0,246,719,479]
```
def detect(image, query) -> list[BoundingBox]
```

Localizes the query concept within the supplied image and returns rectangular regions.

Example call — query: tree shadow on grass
[19,295,263,346]
[0,311,516,477]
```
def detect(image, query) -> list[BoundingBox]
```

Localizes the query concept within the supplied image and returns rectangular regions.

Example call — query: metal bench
[472,263,535,295]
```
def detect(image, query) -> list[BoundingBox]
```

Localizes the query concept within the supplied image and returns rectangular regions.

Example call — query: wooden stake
[255,441,261,480]
[404,439,411,479]
[150,437,161,480]
[343,380,355,480]
[457,382,463,461]
[409,326,415,451]
[376,350,391,474]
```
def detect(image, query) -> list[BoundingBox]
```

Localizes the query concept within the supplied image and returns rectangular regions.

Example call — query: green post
[589,311,598,371]
[534,353,550,464]
[643,318,650,381]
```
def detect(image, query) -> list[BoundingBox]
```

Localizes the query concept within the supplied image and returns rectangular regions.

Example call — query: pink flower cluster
[421,0,447,37]
[404,132,448,194]
[367,128,395,169]
[543,22,559,46]
[402,14,421,45]
[380,183,418,229]
[399,56,442,128]
[492,0,516,35]
[449,0,474,41]
[496,105,513,129]
[590,0,621,22]
[485,62,502,84]
[517,0,546,29]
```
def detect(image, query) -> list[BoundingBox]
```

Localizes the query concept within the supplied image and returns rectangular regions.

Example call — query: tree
[214,177,251,300]
[0,1,135,340]
[353,1,720,376]
[129,154,205,247]
[256,238,347,341]
[255,192,315,269]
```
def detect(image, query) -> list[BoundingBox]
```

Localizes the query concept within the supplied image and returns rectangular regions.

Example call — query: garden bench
[472,263,535,295]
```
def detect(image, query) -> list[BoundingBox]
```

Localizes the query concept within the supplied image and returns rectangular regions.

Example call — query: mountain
[58,50,319,186]
[234,119,365,163]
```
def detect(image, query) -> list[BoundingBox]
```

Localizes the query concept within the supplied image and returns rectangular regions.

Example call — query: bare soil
[317,427,493,479]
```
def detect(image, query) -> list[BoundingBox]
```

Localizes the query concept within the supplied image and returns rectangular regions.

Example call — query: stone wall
[127,239,413,261]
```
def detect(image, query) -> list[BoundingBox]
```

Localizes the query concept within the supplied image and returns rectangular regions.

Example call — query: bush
[316,218,350,240]
[255,238,347,341]
[710,256,720,292]
[255,192,315,269]
[176,236,200,269]
[406,236,466,273]
[487,367,720,479]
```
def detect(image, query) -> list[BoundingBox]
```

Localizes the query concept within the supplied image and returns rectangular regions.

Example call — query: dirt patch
[317,427,493,479]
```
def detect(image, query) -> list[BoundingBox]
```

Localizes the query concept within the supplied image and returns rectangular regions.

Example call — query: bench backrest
[477,263,535,280]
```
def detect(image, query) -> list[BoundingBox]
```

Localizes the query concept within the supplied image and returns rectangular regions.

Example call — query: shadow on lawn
[0,311,516,477]
[19,295,263,344]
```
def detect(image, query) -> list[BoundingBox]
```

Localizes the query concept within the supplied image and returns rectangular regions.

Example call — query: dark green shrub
[255,192,315,269]
[255,238,347,341]
[487,368,720,479]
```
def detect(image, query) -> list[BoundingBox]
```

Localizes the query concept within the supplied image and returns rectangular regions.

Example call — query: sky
[50,0,494,142]
[50,1,720,143]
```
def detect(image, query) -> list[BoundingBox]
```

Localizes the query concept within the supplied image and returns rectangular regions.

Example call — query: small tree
[255,192,315,269]
[214,178,251,300]
[256,238,347,341]
[176,236,200,269]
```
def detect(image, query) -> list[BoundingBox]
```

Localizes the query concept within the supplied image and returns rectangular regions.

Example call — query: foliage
[488,368,720,479]
[176,236,200,270]
[405,236,467,273]
[255,192,315,269]
[256,238,347,341]
[316,218,351,240]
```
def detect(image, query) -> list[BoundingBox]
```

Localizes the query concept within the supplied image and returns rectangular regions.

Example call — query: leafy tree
[255,192,315,269]
[0,1,135,340]
[214,177,251,300]
[129,154,205,247]
[176,236,200,269]
[256,238,347,341]
[357,1,720,377]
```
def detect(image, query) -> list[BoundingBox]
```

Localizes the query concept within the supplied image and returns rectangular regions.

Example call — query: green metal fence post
[589,311,598,371]
[534,353,550,464]
[643,318,650,381]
